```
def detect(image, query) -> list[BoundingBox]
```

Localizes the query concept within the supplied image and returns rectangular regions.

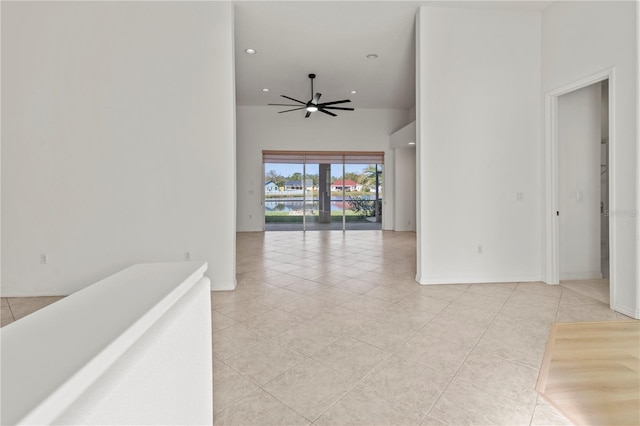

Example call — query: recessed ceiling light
[244,48,257,54]
[408,141,416,145]
[350,90,357,94]
[366,54,378,59]
[262,88,270,92]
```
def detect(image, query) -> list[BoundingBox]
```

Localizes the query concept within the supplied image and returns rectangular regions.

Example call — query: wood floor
[536,320,640,426]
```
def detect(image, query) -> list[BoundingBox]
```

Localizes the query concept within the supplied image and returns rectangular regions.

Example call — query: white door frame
[543,67,616,308]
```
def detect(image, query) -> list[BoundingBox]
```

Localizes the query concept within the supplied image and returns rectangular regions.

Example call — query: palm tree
[361,164,381,190]
[362,164,381,222]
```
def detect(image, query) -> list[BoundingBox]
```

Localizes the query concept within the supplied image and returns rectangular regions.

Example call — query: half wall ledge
[0,261,213,425]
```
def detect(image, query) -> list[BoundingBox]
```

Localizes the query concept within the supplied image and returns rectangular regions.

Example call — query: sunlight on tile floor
[2,230,633,425]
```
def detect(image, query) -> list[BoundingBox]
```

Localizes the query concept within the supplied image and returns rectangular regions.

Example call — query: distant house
[331,179,361,192]
[265,181,278,193]
[284,179,313,192]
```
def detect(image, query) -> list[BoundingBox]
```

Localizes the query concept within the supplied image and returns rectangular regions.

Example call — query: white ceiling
[234,1,552,111]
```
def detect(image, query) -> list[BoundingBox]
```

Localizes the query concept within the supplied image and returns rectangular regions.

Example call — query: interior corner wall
[383,150,396,231]
[389,121,416,232]
[542,0,638,318]
[416,6,542,284]
[235,106,410,232]
[394,148,416,232]
[1,1,237,295]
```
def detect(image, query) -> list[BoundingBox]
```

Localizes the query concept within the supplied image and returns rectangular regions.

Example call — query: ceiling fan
[269,73,354,118]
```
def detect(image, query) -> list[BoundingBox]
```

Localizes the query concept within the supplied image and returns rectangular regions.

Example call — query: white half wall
[236,106,410,232]
[1,1,237,295]
[558,83,602,280]
[542,1,638,318]
[1,262,212,425]
[416,6,542,284]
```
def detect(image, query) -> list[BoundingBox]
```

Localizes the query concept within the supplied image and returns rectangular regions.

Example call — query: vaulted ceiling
[234,1,552,111]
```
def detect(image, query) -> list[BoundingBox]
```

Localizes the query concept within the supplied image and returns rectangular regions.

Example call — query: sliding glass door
[343,163,382,231]
[264,163,305,231]
[263,151,384,231]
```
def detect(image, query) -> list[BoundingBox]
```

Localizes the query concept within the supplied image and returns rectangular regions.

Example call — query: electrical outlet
[477,245,483,254]
[40,253,49,264]
[516,192,524,201]
[184,251,191,261]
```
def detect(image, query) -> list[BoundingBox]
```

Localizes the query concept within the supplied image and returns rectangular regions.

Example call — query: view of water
[265,196,376,213]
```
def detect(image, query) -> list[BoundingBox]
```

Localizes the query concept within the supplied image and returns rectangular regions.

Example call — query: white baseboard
[559,272,603,281]
[210,279,237,291]
[614,304,640,320]
[415,274,543,285]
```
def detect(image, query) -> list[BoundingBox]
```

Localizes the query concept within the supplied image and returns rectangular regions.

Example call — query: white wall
[558,83,602,280]
[394,148,416,232]
[1,1,237,295]
[542,1,638,317]
[236,106,410,232]
[416,6,542,284]
[389,121,416,232]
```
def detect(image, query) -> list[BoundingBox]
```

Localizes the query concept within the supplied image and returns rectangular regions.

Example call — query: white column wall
[1,1,237,295]
[416,6,542,284]
[542,1,638,318]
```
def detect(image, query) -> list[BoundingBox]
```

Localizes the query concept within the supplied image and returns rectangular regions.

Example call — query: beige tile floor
[1,231,634,425]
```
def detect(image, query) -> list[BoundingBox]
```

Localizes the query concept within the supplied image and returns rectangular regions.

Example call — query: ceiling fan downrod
[309,73,315,101]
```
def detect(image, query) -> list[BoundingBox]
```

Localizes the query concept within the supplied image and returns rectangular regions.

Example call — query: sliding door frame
[263,150,385,232]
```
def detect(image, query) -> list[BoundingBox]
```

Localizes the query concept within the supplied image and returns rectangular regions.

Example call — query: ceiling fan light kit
[268,73,355,118]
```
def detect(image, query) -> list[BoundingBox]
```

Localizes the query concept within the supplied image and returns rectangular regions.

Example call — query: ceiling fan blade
[269,103,305,106]
[319,109,337,117]
[318,99,351,107]
[281,95,306,104]
[305,111,312,118]
[278,107,307,113]
[312,92,322,104]
[321,106,355,111]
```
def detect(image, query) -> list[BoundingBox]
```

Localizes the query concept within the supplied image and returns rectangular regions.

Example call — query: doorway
[557,81,610,303]
[262,151,384,231]
[545,69,614,308]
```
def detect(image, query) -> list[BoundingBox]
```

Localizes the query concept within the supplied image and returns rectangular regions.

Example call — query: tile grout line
[6,297,16,321]
[391,290,463,426]
[232,233,574,425]
[213,330,316,422]
[420,284,518,426]
[304,351,397,424]
[233,277,415,424]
